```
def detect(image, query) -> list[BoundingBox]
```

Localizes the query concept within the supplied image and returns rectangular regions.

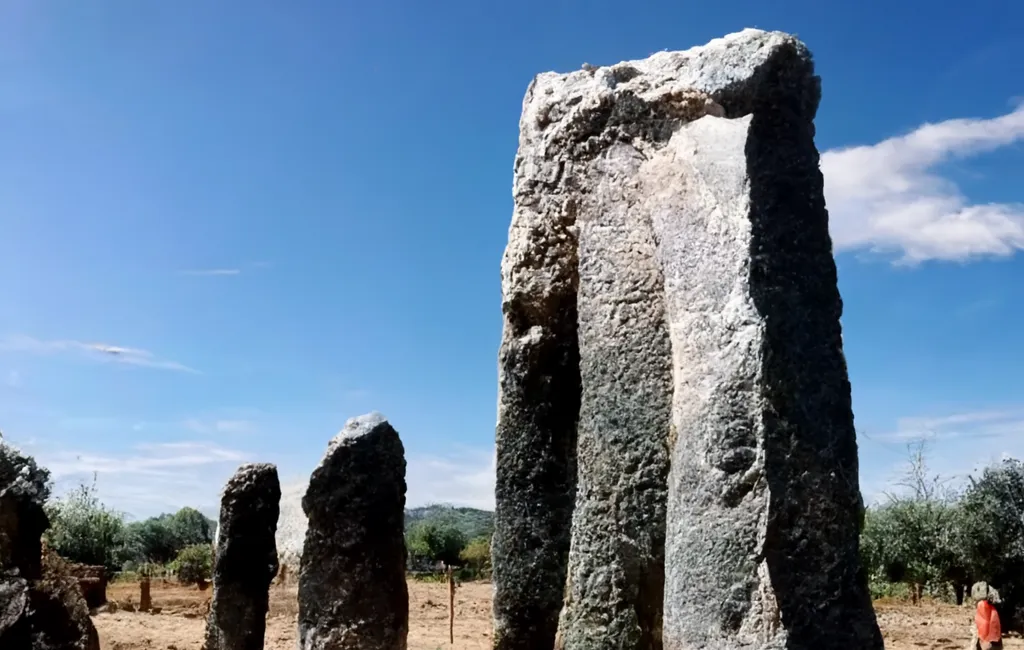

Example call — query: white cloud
[406,446,496,510]
[26,439,249,519]
[858,408,1024,505]
[822,104,1024,264]
[184,418,255,435]
[179,269,241,276]
[0,335,197,373]
[873,408,1024,442]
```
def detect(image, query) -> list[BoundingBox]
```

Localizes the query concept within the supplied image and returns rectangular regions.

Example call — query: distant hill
[405,504,494,540]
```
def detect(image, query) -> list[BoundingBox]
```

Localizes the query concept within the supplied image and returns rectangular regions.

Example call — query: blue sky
[1,0,1022,519]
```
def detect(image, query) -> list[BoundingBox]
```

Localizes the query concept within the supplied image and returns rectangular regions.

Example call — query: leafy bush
[45,478,140,572]
[172,544,213,586]
[406,520,467,566]
[459,535,491,576]
[861,498,962,598]
[959,459,1024,628]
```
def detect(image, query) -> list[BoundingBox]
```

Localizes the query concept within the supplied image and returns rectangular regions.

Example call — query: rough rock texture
[0,441,99,650]
[494,28,882,650]
[298,413,408,650]
[555,138,685,650]
[65,564,106,609]
[492,124,583,650]
[204,463,281,650]
[275,480,308,573]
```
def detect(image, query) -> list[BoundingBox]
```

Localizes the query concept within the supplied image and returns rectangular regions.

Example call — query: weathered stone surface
[496,28,882,650]
[0,440,99,650]
[204,463,281,650]
[492,73,583,649]
[298,413,408,650]
[555,140,680,650]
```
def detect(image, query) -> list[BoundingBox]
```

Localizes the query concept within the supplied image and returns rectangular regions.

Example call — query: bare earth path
[95,580,1022,650]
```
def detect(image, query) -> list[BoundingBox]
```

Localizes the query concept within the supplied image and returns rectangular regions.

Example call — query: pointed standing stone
[298,413,408,650]
[204,463,281,650]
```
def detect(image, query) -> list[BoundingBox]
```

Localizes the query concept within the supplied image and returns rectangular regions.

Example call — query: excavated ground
[94,580,1021,650]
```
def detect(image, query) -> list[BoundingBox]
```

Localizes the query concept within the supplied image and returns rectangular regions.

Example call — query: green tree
[458,535,491,575]
[126,515,177,564]
[859,441,965,603]
[169,507,214,547]
[959,458,1024,629]
[45,477,140,572]
[172,543,213,586]
[406,520,467,566]
[124,507,215,564]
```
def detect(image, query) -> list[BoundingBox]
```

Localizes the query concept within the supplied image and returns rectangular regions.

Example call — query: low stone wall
[66,563,107,609]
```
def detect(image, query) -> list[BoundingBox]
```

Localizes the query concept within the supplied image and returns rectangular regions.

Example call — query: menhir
[492,28,883,650]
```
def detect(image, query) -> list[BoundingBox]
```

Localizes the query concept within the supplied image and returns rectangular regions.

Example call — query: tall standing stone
[495,28,883,650]
[298,413,408,650]
[204,463,281,650]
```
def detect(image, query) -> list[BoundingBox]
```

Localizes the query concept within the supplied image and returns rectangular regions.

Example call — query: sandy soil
[95,580,1023,650]
[96,578,491,650]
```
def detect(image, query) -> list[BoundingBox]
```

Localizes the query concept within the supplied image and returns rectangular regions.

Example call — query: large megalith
[298,413,408,650]
[204,463,281,650]
[0,439,99,650]
[494,28,882,650]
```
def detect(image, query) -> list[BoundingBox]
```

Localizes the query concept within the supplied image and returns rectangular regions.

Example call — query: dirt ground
[95,580,1023,650]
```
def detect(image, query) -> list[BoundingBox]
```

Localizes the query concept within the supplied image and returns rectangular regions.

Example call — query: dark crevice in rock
[744,43,884,650]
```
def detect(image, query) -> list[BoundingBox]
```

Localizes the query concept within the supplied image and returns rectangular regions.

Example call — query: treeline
[860,443,1024,625]
[404,504,494,578]
[44,478,215,583]
[43,477,496,582]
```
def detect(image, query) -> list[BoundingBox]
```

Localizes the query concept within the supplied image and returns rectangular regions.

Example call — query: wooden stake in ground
[139,576,152,612]
[448,564,455,645]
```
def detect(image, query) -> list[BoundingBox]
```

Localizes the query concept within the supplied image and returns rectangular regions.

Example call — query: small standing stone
[204,463,281,650]
[298,413,408,650]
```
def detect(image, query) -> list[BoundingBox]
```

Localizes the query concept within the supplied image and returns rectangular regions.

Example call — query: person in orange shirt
[969,582,1003,650]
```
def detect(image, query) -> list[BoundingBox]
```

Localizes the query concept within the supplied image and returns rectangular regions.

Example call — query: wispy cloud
[5,370,20,388]
[184,418,255,435]
[858,407,1024,504]
[873,409,1024,442]
[179,268,242,277]
[0,335,197,373]
[406,446,496,510]
[822,103,1024,264]
[19,438,250,518]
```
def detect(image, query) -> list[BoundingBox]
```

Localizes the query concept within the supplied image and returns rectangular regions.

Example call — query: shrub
[459,536,491,577]
[44,478,140,573]
[172,544,213,586]
[406,521,466,566]
[960,459,1024,629]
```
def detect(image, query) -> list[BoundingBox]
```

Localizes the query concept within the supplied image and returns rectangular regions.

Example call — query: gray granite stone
[495,28,882,650]
[298,413,408,650]
[205,463,281,650]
